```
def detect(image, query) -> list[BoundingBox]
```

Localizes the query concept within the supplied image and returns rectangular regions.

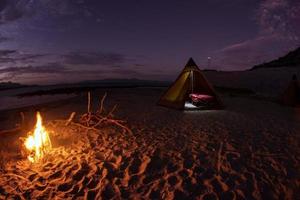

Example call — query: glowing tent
[280,74,300,106]
[158,58,223,110]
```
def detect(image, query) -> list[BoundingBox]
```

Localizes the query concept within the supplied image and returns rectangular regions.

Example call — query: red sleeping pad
[189,94,214,103]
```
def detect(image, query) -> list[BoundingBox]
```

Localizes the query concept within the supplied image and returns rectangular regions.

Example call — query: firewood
[65,112,76,126]
[77,92,132,135]
[87,91,91,113]
[99,92,107,114]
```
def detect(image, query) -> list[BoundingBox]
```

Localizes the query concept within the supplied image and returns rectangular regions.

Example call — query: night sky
[0,0,299,84]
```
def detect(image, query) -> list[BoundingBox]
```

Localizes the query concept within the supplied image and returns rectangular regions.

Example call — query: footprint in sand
[173,189,188,200]
[87,177,99,189]
[28,173,38,181]
[167,162,179,173]
[72,162,90,181]
[48,170,62,180]
[128,157,142,175]
[101,183,118,199]
[167,175,179,187]
[202,193,218,200]
[57,181,73,192]
[35,183,48,191]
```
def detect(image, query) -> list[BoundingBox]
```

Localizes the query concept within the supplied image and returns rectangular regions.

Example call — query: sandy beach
[1,0,299,199]
[0,88,299,199]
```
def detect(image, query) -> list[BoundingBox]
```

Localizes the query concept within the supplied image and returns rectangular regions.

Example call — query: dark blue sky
[0,0,299,84]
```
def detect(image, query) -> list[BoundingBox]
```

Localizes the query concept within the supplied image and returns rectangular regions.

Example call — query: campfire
[20,92,131,163]
[24,112,52,163]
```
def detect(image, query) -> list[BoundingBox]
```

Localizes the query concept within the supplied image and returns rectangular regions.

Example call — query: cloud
[212,0,300,70]
[0,62,67,81]
[0,49,16,56]
[0,62,107,76]
[134,63,146,67]
[0,0,34,24]
[0,61,144,83]
[0,48,146,83]
[111,68,142,76]
[0,62,102,82]
[0,49,17,63]
[213,34,296,70]
[63,52,130,66]
[0,35,10,43]
[0,49,47,64]
[0,63,67,75]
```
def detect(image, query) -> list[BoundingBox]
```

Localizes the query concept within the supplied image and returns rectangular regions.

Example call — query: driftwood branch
[78,92,132,135]
[107,104,117,118]
[87,92,91,113]
[65,112,76,126]
[98,92,107,114]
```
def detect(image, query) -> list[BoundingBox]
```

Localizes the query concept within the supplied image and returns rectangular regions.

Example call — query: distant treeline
[251,47,300,70]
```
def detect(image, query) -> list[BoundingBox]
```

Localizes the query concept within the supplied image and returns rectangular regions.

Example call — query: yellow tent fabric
[158,58,223,110]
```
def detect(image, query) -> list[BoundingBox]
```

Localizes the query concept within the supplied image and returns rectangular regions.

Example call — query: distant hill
[78,78,170,87]
[16,79,171,97]
[202,69,218,72]
[251,47,300,70]
[0,82,26,91]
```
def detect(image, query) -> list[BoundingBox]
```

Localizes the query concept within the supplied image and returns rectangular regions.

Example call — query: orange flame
[24,112,52,162]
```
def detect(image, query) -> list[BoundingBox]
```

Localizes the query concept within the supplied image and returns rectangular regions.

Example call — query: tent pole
[191,70,194,93]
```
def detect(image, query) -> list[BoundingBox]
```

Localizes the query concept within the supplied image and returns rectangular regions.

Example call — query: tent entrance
[184,93,217,110]
[184,70,217,110]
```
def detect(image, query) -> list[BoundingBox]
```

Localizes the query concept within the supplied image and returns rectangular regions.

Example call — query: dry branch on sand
[69,92,132,135]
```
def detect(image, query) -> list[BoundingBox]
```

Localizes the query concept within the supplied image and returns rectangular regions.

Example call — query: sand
[0,88,299,199]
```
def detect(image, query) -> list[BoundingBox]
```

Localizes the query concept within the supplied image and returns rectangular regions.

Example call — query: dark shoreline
[16,85,168,97]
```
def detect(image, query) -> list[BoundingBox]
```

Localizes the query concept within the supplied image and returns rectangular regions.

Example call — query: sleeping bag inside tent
[158,58,223,110]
